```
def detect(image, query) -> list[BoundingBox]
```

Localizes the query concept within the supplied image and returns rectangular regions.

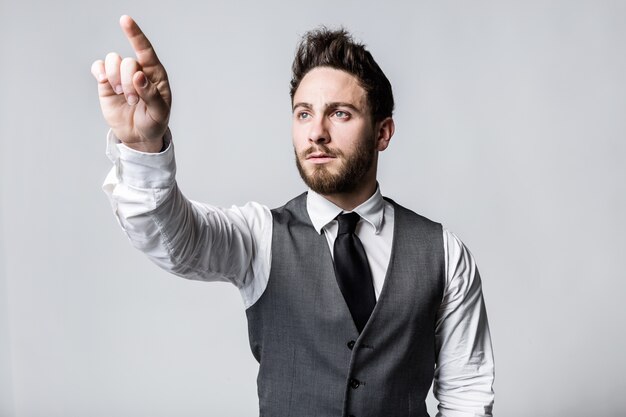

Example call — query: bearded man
[93,15,495,417]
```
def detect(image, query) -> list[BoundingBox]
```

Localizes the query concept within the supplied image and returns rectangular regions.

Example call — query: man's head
[290,28,395,206]
[290,27,394,123]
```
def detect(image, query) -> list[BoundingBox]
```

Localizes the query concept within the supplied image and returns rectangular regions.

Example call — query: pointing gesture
[91,15,171,153]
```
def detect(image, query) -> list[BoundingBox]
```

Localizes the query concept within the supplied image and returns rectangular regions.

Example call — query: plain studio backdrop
[1,0,625,416]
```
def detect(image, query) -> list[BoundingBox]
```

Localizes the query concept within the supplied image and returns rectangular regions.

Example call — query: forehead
[293,67,367,108]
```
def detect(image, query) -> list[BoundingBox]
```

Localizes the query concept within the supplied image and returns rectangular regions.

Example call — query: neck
[321,172,378,212]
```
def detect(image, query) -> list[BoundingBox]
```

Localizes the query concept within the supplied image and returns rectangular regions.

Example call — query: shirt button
[349,378,360,389]
[347,340,356,350]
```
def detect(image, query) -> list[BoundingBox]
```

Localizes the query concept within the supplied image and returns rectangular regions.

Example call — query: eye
[333,110,350,119]
[297,111,311,120]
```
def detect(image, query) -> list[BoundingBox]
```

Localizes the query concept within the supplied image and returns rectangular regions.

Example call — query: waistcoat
[246,193,445,417]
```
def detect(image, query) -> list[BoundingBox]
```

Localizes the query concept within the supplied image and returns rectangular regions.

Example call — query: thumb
[133,71,169,123]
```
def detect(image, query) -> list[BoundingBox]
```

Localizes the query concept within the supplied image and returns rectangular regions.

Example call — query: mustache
[301,144,344,158]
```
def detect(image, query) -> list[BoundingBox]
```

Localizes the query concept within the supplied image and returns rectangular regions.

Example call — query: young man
[93,15,495,417]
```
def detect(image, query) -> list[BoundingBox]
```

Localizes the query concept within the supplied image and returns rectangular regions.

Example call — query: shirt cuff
[105,129,176,189]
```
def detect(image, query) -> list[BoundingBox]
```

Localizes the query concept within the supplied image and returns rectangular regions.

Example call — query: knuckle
[121,70,136,85]
[104,62,120,78]
[105,52,121,62]
[121,56,137,67]
[90,61,102,73]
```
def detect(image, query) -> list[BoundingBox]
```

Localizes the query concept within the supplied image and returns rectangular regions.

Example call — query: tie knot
[337,212,361,235]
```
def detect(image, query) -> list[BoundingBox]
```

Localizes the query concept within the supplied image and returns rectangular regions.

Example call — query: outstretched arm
[94,17,272,303]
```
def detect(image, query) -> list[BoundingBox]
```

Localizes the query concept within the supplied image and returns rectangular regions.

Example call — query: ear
[375,117,395,152]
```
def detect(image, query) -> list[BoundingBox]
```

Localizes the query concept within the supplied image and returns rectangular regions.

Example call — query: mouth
[305,152,337,164]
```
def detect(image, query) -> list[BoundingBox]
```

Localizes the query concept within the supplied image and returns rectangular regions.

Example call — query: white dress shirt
[102,130,495,417]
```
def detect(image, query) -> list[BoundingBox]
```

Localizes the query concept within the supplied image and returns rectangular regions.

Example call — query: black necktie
[333,212,376,333]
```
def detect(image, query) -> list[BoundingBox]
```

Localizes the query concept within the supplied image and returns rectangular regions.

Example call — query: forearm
[102,129,268,287]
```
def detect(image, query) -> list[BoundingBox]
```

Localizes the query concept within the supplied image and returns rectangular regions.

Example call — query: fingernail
[127,94,138,105]
[138,73,148,88]
[98,73,105,82]
[114,85,123,94]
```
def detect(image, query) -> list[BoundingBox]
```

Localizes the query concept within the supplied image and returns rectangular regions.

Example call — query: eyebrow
[292,102,363,113]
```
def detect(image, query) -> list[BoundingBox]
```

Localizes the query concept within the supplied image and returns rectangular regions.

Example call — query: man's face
[292,67,378,195]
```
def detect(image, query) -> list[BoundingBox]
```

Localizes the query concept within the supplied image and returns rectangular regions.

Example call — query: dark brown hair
[289,27,394,123]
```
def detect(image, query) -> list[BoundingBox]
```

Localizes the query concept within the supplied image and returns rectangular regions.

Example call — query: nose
[308,116,330,145]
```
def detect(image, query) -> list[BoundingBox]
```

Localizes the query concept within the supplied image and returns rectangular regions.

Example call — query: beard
[295,135,376,195]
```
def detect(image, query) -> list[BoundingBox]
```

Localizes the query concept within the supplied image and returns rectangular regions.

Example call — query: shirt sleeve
[101,130,273,308]
[434,228,495,417]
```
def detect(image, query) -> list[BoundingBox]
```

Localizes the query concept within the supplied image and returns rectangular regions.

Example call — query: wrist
[124,139,164,153]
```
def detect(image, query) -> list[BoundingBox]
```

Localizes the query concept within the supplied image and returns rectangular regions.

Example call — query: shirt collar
[306,185,386,235]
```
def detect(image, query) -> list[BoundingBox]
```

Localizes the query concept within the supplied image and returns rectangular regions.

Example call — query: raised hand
[91,15,171,153]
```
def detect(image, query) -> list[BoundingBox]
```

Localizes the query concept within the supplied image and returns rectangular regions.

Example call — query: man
[92,15,494,417]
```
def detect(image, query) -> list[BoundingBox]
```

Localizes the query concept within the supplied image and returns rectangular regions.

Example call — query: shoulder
[384,196,443,237]
[442,228,476,269]
[441,227,483,291]
[270,192,310,226]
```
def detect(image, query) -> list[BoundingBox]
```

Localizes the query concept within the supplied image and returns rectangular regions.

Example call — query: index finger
[119,15,161,68]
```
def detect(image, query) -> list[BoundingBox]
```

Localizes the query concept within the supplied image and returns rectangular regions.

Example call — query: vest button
[347,340,356,350]
[349,378,360,389]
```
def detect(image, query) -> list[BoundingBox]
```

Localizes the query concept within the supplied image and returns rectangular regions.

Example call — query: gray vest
[246,193,445,417]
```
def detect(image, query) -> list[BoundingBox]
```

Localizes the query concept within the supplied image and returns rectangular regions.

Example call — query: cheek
[292,123,308,144]
[333,124,367,147]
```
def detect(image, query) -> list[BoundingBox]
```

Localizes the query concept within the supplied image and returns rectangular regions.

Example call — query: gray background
[1,0,625,416]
